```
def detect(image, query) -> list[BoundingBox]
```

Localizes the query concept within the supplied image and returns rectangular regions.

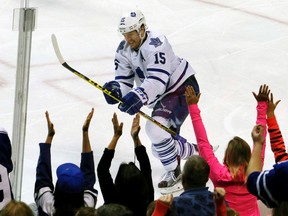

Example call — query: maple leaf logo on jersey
[149,37,162,48]
[116,40,125,53]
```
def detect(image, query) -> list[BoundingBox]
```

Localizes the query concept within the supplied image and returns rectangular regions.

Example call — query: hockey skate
[193,143,220,153]
[158,157,183,194]
[158,164,181,188]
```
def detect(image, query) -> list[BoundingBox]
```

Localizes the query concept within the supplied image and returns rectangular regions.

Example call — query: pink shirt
[188,101,267,216]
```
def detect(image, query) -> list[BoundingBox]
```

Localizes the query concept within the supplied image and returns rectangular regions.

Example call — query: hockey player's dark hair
[53,183,85,216]
[115,162,150,216]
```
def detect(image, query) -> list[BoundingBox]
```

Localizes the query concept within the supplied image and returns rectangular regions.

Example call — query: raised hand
[131,113,141,140]
[45,111,55,137]
[82,108,94,132]
[251,124,265,146]
[107,112,124,150]
[158,193,173,206]
[267,93,281,118]
[45,111,55,144]
[82,108,94,153]
[112,112,123,138]
[252,84,270,102]
[214,187,225,202]
[185,85,201,106]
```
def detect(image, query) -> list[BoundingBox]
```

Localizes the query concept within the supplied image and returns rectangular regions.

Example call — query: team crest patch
[116,40,125,52]
[149,37,163,47]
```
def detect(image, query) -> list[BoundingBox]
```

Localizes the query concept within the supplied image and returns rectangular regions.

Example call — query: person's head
[53,163,85,216]
[182,155,210,190]
[223,136,251,181]
[0,127,13,173]
[115,162,150,214]
[76,207,97,216]
[96,204,133,216]
[118,10,147,50]
[0,200,34,216]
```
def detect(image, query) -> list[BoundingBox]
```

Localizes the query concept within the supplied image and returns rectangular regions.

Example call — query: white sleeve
[34,186,55,215]
[0,165,12,209]
[114,41,134,96]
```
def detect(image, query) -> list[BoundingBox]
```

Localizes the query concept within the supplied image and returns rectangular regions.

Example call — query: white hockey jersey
[114,31,196,107]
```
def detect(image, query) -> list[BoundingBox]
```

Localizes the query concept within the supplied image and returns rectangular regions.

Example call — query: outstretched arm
[246,124,265,176]
[97,112,123,204]
[252,84,269,126]
[34,111,55,211]
[252,84,269,166]
[266,93,288,162]
[132,114,154,203]
[80,108,98,206]
[185,86,223,183]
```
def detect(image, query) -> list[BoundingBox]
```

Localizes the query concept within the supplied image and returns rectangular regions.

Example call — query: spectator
[172,155,215,215]
[34,109,98,216]
[185,84,269,216]
[0,128,13,209]
[247,93,288,215]
[266,93,288,215]
[97,113,154,216]
[0,200,34,216]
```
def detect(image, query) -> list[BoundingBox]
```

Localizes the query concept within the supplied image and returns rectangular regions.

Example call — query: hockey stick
[51,34,183,139]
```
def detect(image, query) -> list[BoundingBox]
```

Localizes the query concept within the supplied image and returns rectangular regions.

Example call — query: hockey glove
[103,81,122,104]
[118,87,148,115]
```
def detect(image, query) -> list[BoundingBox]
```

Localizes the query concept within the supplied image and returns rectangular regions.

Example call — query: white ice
[1,0,288,214]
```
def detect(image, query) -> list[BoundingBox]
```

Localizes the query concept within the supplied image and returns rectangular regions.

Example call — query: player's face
[123,30,141,49]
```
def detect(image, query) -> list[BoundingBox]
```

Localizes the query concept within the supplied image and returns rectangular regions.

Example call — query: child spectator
[247,92,288,215]
[34,109,98,216]
[185,84,269,216]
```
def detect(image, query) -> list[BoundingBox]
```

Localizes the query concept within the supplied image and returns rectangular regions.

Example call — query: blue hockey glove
[118,88,148,115]
[103,81,122,104]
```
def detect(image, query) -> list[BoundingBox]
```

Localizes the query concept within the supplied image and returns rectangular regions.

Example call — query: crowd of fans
[1,84,288,216]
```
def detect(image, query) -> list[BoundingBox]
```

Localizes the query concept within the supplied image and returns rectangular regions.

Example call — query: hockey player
[102,10,199,189]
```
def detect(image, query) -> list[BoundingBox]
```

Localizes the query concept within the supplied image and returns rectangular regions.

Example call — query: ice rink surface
[1,0,288,213]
